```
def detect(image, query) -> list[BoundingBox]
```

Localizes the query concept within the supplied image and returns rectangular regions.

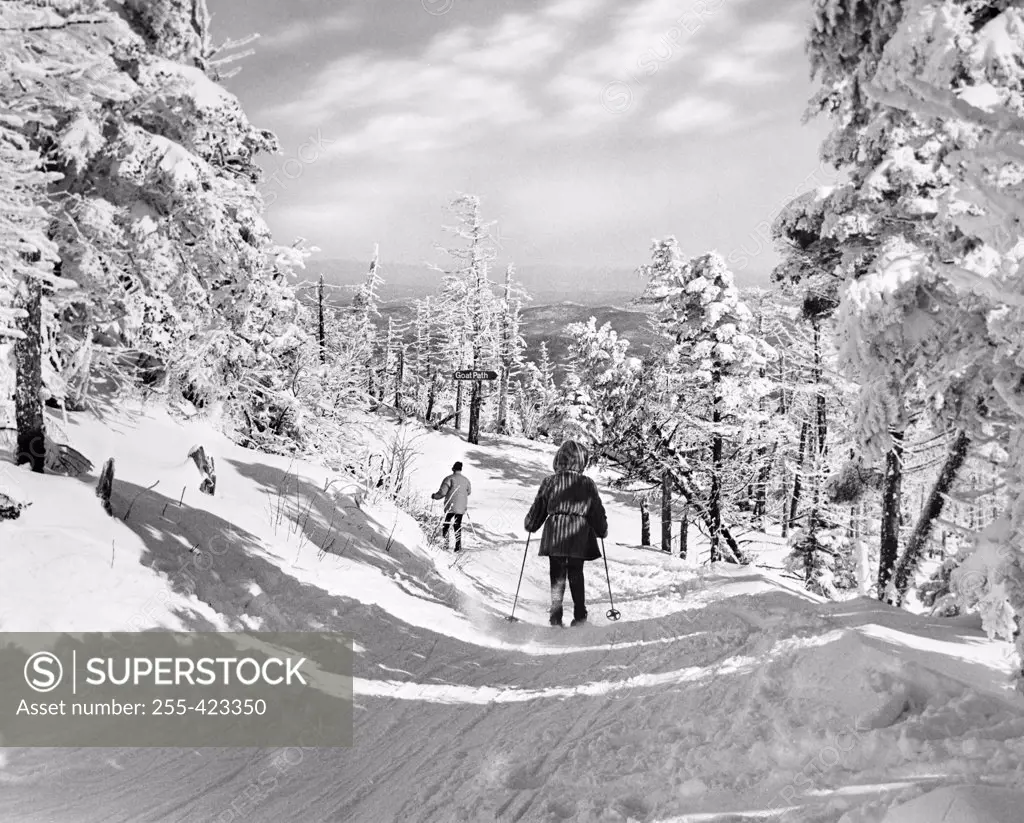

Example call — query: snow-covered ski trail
[2,413,1023,822]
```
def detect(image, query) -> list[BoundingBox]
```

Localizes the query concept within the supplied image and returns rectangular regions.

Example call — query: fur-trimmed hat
[553,440,587,473]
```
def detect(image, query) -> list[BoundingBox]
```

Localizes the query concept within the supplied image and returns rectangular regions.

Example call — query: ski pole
[506,533,531,622]
[601,538,620,621]
[467,513,482,542]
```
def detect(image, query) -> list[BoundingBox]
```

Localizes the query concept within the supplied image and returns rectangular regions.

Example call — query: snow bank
[881,785,1024,823]
[2,403,1023,823]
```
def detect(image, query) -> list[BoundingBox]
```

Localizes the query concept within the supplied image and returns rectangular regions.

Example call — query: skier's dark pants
[549,556,586,624]
[442,512,463,551]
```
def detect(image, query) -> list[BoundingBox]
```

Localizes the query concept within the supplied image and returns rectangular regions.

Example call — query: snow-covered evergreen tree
[564,317,643,449]
[495,264,529,434]
[409,296,446,422]
[804,0,1024,678]
[1,0,131,468]
[638,240,772,561]
[430,194,501,442]
[546,373,602,446]
[517,341,557,440]
[351,245,383,400]
[2,0,318,459]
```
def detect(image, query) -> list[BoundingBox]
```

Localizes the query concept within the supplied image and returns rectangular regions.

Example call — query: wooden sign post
[453,369,498,381]
[453,369,498,444]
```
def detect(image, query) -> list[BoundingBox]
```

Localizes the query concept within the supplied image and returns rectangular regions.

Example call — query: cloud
[255,11,358,51]
[259,0,791,154]
[264,4,600,156]
[654,95,736,134]
[543,0,608,21]
[545,0,758,130]
[737,21,804,56]
[702,54,783,85]
[697,20,803,86]
[428,16,566,74]
[551,0,700,95]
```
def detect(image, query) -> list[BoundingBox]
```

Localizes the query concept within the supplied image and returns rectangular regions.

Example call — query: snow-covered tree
[804,0,1024,677]
[409,295,446,422]
[351,245,383,400]
[638,240,773,562]
[517,341,557,440]
[1,0,132,469]
[430,194,501,443]
[545,373,602,446]
[564,317,643,448]
[495,264,529,434]
[2,0,317,463]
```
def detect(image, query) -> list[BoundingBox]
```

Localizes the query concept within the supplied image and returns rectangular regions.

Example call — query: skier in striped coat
[524,440,608,627]
[432,461,471,552]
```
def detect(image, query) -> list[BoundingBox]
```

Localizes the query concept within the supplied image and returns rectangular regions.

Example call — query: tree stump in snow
[96,458,114,516]
[44,439,93,477]
[0,491,23,521]
[188,445,216,495]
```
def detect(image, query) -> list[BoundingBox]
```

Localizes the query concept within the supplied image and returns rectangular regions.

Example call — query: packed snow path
[2,409,1024,822]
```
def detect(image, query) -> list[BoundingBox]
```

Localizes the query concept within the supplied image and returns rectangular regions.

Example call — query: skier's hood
[554,440,588,473]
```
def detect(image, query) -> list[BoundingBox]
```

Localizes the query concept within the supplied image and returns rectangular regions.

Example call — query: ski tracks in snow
[339,589,767,822]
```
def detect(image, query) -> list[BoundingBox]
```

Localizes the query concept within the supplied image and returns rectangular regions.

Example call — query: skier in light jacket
[524,440,608,627]
[432,461,471,552]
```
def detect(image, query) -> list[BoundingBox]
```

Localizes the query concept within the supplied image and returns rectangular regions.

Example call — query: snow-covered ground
[1,403,1023,822]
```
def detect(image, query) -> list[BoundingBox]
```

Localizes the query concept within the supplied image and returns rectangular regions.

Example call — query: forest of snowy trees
[3,0,1024,683]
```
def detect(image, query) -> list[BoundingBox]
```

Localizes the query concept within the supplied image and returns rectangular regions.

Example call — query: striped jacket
[524,441,608,561]
[432,472,471,514]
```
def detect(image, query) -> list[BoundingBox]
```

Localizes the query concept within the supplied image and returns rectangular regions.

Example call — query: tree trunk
[990,458,999,526]
[661,470,672,552]
[754,444,777,529]
[497,364,510,434]
[425,377,436,422]
[467,380,481,445]
[891,430,970,606]
[745,457,754,513]
[497,272,512,434]
[640,497,650,547]
[804,325,829,587]
[664,466,747,564]
[790,419,809,530]
[455,381,463,431]
[813,322,827,457]
[877,430,905,599]
[778,352,789,538]
[805,480,824,586]
[709,369,723,562]
[679,502,689,560]
[317,274,326,365]
[15,278,45,473]
[754,454,768,526]
[394,348,404,412]
[781,466,790,538]
[754,317,768,525]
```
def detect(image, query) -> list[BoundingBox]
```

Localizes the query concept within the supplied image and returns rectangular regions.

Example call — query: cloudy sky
[210,0,835,283]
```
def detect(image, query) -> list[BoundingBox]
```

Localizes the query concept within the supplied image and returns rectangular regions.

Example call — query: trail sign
[453,369,498,380]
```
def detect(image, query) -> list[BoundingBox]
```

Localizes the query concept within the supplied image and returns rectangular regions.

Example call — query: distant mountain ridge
[367,300,660,371]
[298,257,767,306]
[296,256,770,372]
